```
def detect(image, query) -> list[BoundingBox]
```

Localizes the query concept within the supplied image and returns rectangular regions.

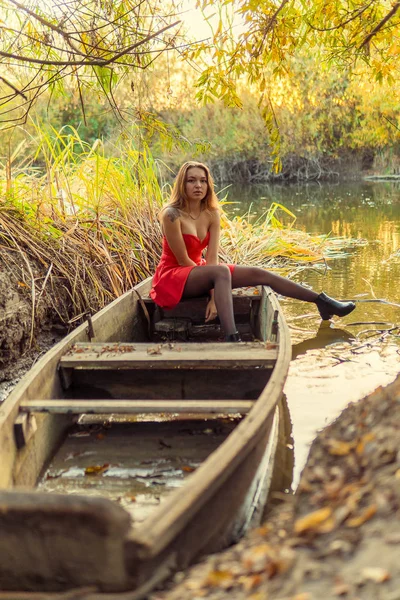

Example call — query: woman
[150,161,356,341]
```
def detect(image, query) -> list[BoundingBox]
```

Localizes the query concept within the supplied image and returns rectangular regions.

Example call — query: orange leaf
[346,504,377,528]
[205,570,234,588]
[84,463,109,476]
[327,439,356,456]
[294,507,332,534]
[182,466,195,473]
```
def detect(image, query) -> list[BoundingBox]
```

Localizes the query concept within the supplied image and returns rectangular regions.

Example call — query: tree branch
[0,76,27,99]
[0,20,181,67]
[359,2,400,49]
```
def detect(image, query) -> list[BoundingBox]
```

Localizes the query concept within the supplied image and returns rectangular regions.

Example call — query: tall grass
[0,125,362,328]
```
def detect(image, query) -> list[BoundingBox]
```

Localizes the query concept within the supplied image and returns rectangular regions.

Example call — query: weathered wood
[0,491,130,592]
[125,286,292,562]
[0,279,152,489]
[0,279,292,596]
[20,399,254,415]
[143,288,262,325]
[67,368,270,401]
[60,341,277,370]
[13,413,37,449]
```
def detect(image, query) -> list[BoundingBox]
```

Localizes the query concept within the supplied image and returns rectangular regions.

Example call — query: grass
[0,125,363,330]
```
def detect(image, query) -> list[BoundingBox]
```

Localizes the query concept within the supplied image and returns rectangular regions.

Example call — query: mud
[0,252,65,401]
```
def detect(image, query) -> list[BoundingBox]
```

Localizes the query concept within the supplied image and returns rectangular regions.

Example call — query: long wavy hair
[164,162,220,214]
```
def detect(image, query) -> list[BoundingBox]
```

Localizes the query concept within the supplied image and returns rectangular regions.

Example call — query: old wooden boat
[0,279,292,598]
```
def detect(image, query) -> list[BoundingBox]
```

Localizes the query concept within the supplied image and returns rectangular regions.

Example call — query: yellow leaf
[84,463,109,476]
[294,507,332,534]
[346,504,377,528]
[327,439,356,456]
[205,570,234,587]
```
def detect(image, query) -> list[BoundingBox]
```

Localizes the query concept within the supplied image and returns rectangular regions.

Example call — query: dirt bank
[0,252,65,401]
[151,373,400,600]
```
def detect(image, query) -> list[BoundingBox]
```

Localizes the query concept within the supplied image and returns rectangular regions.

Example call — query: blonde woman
[150,161,355,341]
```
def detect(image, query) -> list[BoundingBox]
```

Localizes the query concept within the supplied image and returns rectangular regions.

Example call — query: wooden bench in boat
[59,341,278,370]
[140,287,262,332]
[19,399,254,415]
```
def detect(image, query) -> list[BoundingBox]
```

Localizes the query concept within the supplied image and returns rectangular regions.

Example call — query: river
[225,178,400,487]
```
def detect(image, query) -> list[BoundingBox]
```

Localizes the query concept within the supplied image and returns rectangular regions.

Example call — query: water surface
[225,180,400,486]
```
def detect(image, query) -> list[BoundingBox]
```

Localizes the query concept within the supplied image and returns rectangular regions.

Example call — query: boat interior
[0,282,289,593]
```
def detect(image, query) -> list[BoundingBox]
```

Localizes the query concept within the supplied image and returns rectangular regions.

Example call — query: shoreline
[151,373,400,600]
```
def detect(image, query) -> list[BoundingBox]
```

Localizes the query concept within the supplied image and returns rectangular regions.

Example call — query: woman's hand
[205,298,218,322]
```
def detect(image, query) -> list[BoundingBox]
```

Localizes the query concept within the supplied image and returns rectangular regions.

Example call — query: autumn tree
[0,0,187,129]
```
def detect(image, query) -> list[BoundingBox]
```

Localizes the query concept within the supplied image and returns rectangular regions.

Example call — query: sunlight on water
[226,179,400,487]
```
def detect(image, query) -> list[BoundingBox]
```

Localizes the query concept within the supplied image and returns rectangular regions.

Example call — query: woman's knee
[213,264,232,284]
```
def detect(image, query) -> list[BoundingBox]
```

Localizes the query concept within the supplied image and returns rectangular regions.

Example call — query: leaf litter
[150,373,400,600]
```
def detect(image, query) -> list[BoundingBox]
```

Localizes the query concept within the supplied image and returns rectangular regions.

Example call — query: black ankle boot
[316,292,356,320]
[225,331,241,342]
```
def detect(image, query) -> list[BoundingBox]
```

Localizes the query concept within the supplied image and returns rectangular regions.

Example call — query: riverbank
[151,373,400,600]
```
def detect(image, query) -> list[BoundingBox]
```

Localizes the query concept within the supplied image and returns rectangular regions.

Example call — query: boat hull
[0,280,292,594]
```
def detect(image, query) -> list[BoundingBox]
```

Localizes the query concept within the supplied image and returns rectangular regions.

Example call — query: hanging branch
[0,0,184,127]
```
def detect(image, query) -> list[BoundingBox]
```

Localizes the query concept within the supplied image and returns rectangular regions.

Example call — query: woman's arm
[205,210,221,266]
[204,210,220,323]
[161,207,197,266]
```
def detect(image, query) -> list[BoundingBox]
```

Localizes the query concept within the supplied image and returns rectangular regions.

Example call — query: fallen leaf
[238,574,262,591]
[294,507,333,534]
[147,346,162,355]
[360,567,390,583]
[356,432,375,455]
[205,570,234,588]
[346,504,377,527]
[182,466,195,473]
[327,439,356,456]
[243,543,273,572]
[84,463,109,476]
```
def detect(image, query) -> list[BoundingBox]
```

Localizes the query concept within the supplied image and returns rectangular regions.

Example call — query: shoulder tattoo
[164,207,180,223]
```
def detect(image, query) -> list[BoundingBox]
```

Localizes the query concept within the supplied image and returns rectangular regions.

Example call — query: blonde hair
[163,162,220,215]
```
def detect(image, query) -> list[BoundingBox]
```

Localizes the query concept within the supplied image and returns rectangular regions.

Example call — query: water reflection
[225,180,400,486]
[291,322,354,360]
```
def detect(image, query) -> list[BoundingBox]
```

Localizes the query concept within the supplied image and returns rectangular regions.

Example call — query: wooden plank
[0,278,152,490]
[59,341,277,370]
[20,399,254,415]
[13,413,37,450]
[0,491,130,591]
[142,288,261,325]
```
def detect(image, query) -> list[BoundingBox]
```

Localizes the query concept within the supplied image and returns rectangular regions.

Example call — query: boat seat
[19,399,254,415]
[59,341,277,371]
[141,287,262,325]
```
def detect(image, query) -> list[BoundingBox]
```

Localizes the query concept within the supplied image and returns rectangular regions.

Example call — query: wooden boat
[0,279,292,598]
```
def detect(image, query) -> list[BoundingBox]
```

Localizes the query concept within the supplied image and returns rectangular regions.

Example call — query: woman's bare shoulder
[161,206,181,223]
[209,208,221,223]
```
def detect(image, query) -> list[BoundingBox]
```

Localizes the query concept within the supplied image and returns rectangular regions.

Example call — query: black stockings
[182,265,319,336]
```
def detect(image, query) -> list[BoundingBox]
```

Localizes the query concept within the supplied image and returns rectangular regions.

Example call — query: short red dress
[150,231,235,310]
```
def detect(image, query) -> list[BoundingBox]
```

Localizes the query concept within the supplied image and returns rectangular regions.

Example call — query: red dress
[150,231,235,310]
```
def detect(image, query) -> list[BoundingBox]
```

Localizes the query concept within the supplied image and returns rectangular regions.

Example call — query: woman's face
[185,167,208,202]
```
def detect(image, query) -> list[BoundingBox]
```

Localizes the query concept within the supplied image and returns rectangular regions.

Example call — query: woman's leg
[182,265,237,335]
[231,266,318,301]
[231,266,356,318]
